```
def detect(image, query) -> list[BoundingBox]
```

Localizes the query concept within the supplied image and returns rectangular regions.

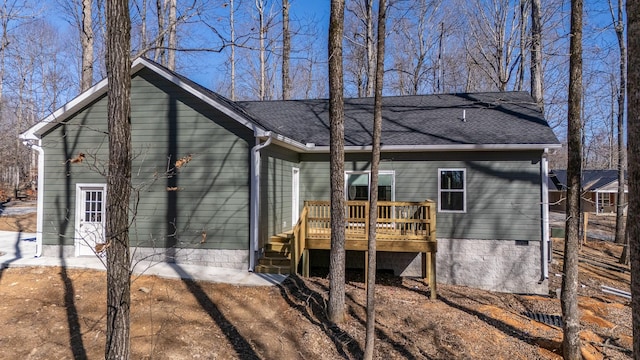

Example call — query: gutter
[271,141,563,153]
[249,132,272,271]
[20,139,44,257]
[541,148,550,280]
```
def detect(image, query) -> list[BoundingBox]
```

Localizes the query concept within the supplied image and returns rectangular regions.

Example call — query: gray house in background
[20,58,560,294]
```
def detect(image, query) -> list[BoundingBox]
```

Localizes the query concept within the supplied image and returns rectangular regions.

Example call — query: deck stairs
[254,231,293,275]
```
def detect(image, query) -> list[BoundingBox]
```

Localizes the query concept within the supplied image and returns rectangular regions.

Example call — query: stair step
[269,235,292,244]
[254,264,290,275]
[266,243,290,253]
[258,256,291,266]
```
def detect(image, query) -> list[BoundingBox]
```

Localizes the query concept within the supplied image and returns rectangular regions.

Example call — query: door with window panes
[76,185,106,256]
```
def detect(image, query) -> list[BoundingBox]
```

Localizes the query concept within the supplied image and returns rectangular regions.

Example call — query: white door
[292,168,300,227]
[75,184,106,256]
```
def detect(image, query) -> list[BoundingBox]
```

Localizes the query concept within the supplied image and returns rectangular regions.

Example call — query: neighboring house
[549,169,628,214]
[20,58,560,294]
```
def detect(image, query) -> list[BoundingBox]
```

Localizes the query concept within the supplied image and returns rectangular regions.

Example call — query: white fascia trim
[20,57,270,141]
[137,58,268,136]
[298,143,562,153]
[21,77,109,140]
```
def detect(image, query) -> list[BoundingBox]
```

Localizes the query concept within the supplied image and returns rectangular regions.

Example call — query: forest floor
[0,206,633,359]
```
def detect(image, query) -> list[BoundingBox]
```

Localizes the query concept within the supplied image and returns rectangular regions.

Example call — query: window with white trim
[345,171,394,201]
[438,168,466,212]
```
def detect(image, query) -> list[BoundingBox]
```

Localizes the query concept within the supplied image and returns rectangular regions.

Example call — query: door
[292,168,300,227]
[75,184,106,256]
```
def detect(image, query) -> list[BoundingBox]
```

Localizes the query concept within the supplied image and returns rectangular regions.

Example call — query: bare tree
[561,0,582,357]
[364,0,386,357]
[626,0,640,355]
[281,0,290,99]
[530,0,543,110]
[328,0,346,324]
[167,0,177,70]
[104,0,132,357]
[80,0,93,90]
[609,0,627,250]
[463,0,524,91]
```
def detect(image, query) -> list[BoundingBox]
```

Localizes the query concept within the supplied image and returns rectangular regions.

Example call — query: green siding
[299,151,543,241]
[260,145,299,244]
[40,68,253,250]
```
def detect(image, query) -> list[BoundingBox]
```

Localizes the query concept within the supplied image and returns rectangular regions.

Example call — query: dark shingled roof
[549,169,627,191]
[236,92,559,147]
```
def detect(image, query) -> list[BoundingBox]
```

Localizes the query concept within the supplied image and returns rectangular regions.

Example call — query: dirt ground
[0,210,633,359]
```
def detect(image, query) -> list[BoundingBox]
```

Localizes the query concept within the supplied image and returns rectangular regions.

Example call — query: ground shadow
[276,275,364,359]
[170,264,260,359]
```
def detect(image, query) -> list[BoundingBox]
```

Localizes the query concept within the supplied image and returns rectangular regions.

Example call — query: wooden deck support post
[429,251,437,300]
[302,249,309,277]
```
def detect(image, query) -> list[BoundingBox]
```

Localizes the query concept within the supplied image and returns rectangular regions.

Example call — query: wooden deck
[290,200,437,299]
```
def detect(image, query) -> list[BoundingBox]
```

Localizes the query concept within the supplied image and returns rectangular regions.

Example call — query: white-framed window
[345,171,394,201]
[438,168,466,212]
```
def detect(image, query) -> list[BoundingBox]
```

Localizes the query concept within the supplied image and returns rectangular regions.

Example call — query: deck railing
[290,200,437,299]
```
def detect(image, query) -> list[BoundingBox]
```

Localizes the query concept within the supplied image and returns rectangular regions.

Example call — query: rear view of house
[21,58,560,295]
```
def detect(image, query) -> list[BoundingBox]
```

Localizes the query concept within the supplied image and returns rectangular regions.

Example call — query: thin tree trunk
[105,0,132,358]
[365,0,375,97]
[626,0,640,355]
[328,0,346,324]
[230,0,236,101]
[363,0,386,358]
[167,0,176,70]
[81,0,94,91]
[282,0,290,100]
[562,0,583,358]
[611,0,627,247]
[530,0,543,111]
[257,0,265,101]
[154,0,165,63]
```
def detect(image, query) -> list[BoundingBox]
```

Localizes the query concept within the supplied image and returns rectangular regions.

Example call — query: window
[345,171,394,201]
[438,169,465,212]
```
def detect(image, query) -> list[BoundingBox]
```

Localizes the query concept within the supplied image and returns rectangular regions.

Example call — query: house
[549,169,628,214]
[20,58,560,294]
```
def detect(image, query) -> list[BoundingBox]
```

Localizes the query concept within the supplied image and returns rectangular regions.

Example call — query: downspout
[23,139,44,257]
[541,148,550,279]
[249,132,272,271]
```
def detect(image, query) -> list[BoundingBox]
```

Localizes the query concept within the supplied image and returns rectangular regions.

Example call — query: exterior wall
[39,68,253,261]
[300,151,543,241]
[299,150,546,293]
[260,145,299,246]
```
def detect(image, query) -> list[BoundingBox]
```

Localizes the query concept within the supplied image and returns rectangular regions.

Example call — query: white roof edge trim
[138,58,267,135]
[21,77,109,139]
[21,57,268,140]
[295,143,562,153]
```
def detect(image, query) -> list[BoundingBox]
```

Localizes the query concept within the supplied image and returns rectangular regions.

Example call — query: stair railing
[290,206,309,275]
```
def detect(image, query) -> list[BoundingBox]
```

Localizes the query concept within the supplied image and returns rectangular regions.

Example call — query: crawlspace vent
[523,312,563,327]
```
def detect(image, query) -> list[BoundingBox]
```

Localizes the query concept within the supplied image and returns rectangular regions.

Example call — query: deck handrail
[289,200,437,299]
[304,200,436,242]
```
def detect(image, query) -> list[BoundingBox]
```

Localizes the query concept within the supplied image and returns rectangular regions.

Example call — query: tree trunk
[562,0,583,358]
[328,0,346,324]
[282,0,291,100]
[230,0,236,101]
[363,1,386,358]
[530,0,543,111]
[626,0,640,355]
[105,0,132,358]
[81,0,94,91]
[365,0,375,97]
[154,0,165,64]
[167,0,176,70]
[257,0,266,101]
[612,0,626,246]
